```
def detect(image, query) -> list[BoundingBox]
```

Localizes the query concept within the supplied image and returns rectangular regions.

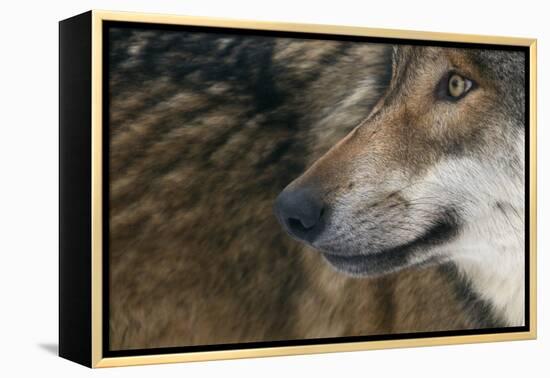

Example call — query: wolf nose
[274,188,324,242]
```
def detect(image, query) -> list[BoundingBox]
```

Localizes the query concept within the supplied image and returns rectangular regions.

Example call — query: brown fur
[108,29,474,350]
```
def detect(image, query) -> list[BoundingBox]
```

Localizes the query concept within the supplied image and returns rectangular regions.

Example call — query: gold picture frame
[59,10,537,368]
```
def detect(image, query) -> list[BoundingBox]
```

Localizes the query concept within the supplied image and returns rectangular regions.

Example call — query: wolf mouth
[319,211,460,276]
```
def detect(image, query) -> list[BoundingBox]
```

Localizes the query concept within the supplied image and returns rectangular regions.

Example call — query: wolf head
[275,45,525,277]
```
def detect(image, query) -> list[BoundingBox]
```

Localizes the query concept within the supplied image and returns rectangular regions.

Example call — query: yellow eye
[448,73,472,98]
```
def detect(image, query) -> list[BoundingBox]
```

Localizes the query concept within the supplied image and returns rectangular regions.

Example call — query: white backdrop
[0,0,546,376]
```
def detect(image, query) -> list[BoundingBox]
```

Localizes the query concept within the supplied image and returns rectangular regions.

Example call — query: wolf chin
[275,46,526,326]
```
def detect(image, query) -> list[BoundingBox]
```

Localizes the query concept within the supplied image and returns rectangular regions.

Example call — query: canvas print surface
[106,24,527,352]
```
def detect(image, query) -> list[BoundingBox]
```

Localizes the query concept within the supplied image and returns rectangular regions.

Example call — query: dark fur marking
[439,264,506,328]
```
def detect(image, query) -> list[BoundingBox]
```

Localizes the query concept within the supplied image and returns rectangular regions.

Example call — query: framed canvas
[59,10,537,368]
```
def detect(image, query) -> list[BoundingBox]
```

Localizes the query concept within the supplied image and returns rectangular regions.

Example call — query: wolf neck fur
[446,202,525,327]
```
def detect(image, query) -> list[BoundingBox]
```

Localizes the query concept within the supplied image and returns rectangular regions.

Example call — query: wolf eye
[446,73,473,99]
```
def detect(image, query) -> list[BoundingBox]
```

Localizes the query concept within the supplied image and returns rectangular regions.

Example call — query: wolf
[275,45,526,327]
[109,28,512,350]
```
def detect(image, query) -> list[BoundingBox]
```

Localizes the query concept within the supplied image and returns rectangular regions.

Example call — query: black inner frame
[102,20,531,358]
